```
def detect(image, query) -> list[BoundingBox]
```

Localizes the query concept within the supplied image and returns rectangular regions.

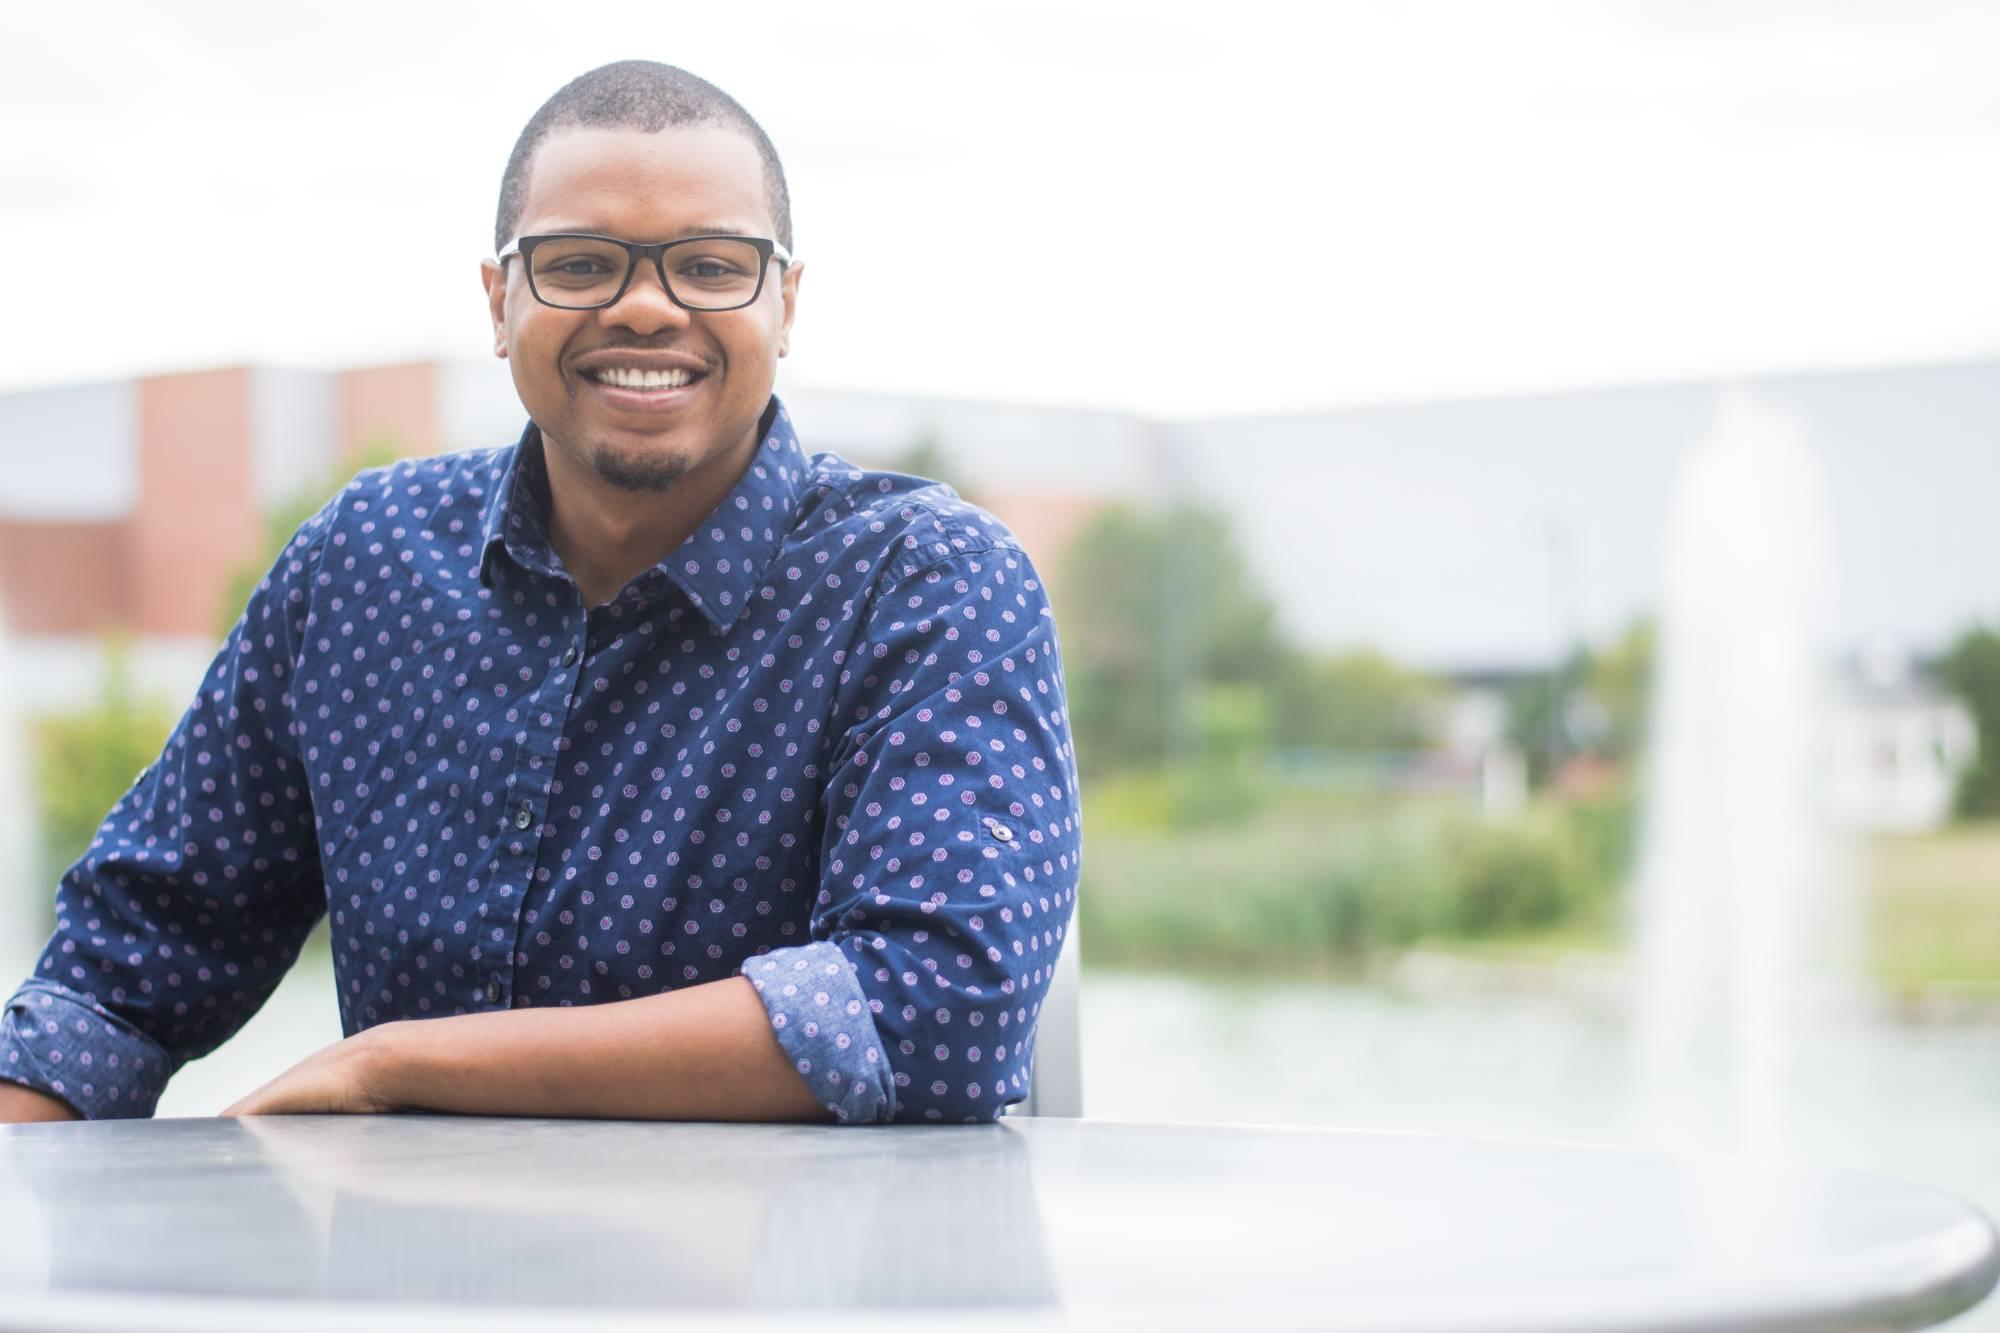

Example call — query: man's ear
[480,259,509,358]
[776,260,802,359]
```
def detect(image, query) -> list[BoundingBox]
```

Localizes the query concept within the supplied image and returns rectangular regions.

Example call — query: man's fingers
[221,1081,276,1117]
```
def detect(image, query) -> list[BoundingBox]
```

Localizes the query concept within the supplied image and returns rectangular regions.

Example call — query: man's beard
[589,442,691,493]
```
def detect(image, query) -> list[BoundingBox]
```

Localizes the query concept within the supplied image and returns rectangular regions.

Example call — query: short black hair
[494,61,792,256]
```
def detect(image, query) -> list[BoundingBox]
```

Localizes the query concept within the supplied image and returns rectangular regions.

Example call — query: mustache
[570,341,713,363]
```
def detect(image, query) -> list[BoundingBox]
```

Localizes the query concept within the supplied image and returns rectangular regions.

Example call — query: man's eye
[548,258,612,277]
[679,259,745,282]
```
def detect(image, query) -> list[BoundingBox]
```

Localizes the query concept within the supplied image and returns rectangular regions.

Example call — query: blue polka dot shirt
[0,398,1081,1124]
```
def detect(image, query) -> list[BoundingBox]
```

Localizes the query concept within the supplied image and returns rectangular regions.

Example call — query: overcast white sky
[2,0,1997,417]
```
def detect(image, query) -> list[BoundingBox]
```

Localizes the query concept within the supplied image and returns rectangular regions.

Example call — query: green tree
[1504,651,1584,786]
[1942,624,2000,817]
[1053,503,1289,774]
[1275,649,1444,752]
[1505,617,1656,786]
[1589,617,1656,763]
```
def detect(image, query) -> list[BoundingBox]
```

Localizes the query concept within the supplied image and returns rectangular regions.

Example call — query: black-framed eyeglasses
[496,233,793,312]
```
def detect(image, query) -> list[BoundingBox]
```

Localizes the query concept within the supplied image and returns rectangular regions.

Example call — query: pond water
[1081,966,2000,1328]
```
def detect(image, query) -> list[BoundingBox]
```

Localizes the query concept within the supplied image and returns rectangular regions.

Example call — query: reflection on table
[0,1114,1992,1331]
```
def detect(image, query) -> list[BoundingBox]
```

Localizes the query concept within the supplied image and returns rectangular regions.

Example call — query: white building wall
[9,634,218,718]
[0,380,137,519]
[777,383,1166,502]
[250,368,339,508]
[1442,686,1509,758]
[1829,694,1976,831]
[439,357,527,452]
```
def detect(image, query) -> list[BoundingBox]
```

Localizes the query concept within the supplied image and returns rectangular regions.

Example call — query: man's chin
[588,444,692,494]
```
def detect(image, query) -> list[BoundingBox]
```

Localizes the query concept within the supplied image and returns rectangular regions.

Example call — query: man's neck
[540,425,760,609]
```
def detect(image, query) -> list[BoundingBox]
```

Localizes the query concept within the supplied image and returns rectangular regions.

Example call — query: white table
[0,1115,1992,1331]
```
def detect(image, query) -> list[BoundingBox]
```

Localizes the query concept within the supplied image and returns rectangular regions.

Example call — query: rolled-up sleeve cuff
[740,941,899,1124]
[0,982,173,1120]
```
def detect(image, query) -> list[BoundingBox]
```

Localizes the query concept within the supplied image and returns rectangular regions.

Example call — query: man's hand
[0,1080,81,1123]
[221,1028,402,1117]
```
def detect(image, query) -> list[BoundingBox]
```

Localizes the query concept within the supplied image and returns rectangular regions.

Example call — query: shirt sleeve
[0,499,339,1119]
[738,543,1082,1124]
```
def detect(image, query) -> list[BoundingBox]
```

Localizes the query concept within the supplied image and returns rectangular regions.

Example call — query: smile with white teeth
[593,366,698,389]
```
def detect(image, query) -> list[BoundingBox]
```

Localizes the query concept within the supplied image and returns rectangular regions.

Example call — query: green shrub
[1083,761,1275,833]
[1282,831,1451,959]
[1078,784,1637,976]
[1563,784,1639,889]
[30,642,177,895]
[1440,816,1586,935]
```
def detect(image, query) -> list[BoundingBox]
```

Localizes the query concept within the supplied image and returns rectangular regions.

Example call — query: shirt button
[513,804,533,831]
[485,975,502,1004]
[562,645,578,666]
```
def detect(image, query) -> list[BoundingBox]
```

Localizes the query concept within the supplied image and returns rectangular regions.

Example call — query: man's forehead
[518,123,771,232]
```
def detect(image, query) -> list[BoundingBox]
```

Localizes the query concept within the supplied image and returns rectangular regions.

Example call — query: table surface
[0,1114,1992,1333]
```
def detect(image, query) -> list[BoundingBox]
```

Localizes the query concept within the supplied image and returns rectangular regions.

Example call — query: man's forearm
[366,975,832,1123]
[0,1079,82,1123]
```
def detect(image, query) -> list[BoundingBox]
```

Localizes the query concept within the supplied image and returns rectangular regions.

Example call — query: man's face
[481,124,800,493]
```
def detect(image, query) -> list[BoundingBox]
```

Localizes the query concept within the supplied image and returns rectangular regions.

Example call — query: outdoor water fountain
[1631,390,1855,1158]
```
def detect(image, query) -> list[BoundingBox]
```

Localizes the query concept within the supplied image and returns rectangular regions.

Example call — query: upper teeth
[596,367,694,389]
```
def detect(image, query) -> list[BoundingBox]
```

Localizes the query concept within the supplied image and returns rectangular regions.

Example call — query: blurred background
[3,0,1999,1311]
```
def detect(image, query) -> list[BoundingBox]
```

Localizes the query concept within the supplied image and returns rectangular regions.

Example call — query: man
[0,61,1080,1126]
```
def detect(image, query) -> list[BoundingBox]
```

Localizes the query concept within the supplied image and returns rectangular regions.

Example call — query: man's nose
[598,260,690,335]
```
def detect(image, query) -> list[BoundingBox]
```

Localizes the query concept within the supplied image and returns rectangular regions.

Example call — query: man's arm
[739,540,1082,1124]
[0,497,338,1122]
[222,974,828,1121]
[0,1081,80,1123]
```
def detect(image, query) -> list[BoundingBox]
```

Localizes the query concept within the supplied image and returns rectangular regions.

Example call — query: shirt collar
[480,396,809,632]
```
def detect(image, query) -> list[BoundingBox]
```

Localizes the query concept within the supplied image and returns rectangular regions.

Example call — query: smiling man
[0,62,1081,1126]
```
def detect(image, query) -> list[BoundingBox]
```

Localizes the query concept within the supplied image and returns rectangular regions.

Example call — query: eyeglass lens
[527,237,767,311]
